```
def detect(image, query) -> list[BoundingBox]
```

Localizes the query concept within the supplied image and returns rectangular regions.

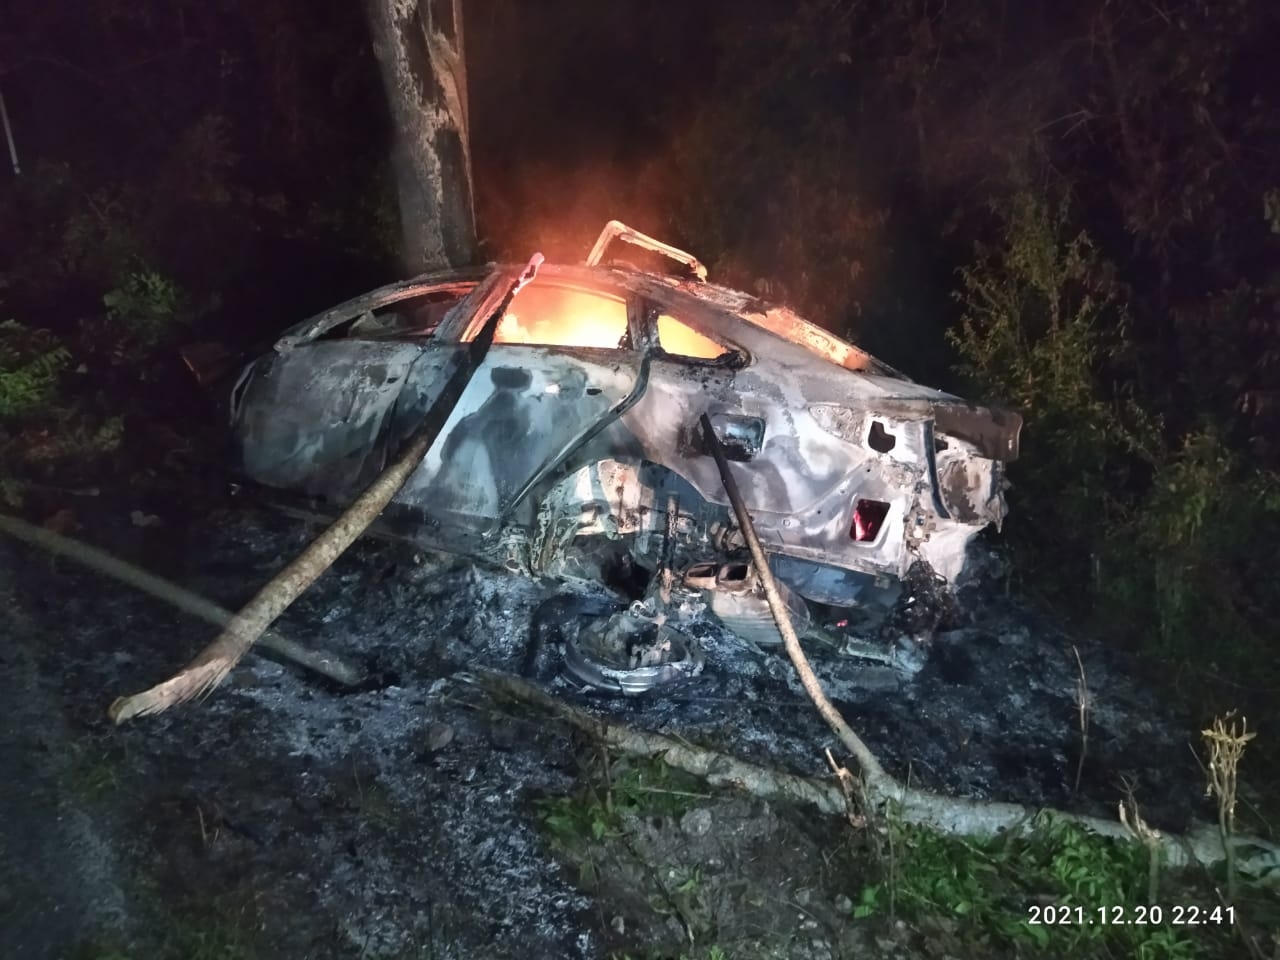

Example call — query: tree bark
[365,0,476,272]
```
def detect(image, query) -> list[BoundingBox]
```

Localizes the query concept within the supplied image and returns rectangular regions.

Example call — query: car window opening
[656,312,734,360]
[488,281,630,349]
[868,420,897,453]
[338,288,474,340]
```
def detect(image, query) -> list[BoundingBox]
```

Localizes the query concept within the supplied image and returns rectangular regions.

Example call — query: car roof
[275,258,909,383]
[487,261,913,380]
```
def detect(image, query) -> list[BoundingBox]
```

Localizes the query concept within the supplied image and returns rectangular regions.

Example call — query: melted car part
[882,560,961,642]
[685,560,811,648]
[585,220,709,282]
[563,610,705,694]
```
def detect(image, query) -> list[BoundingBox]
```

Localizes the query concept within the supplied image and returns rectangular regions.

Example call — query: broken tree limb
[0,513,365,688]
[698,413,889,784]
[695,414,1280,876]
[108,254,545,723]
[16,514,356,684]
[467,667,847,814]
[471,665,1280,877]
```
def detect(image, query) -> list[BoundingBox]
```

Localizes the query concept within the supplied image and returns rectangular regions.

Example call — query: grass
[66,742,132,804]
[537,750,711,865]
[846,810,1268,958]
[537,750,730,956]
[540,747,1275,959]
[71,899,259,960]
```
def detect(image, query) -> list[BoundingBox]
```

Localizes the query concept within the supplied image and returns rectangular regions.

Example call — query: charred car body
[228,223,1020,675]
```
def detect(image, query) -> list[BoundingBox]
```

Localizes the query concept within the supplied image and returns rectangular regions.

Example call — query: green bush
[1103,431,1280,663]
[947,190,1158,587]
[102,268,187,347]
[950,188,1280,673]
[0,320,71,419]
[0,319,125,505]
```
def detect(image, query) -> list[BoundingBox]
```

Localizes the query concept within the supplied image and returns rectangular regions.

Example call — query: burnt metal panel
[932,404,1023,462]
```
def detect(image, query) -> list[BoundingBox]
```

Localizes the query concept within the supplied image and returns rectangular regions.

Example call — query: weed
[71,898,258,960]
[0,319,70,418]
[350,760,396,824]
[539,751,726,954]
[102,268,186,347]
[69,748,123,803]
[539,752,709,852]
[1202,712,1256,903]
[851,812,1228,958]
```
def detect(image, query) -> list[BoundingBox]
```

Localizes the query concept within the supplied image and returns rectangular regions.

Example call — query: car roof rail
[585,220,708,282]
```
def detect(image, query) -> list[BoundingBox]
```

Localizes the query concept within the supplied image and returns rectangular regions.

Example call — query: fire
[490,280,731,360]
[656,313,729,359]
[494,283,628,349]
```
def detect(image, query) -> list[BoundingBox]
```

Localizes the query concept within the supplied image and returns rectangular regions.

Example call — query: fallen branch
[696,414,1280,876]
[468,668,847,814]
[471,666,1280,876]
[0,513,363,688]
[108,254,544,723]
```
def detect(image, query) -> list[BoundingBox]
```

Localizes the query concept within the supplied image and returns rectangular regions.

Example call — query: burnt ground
[0,501,1242,959]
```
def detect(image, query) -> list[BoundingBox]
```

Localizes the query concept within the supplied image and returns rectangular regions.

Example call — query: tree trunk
[365,0,476,272]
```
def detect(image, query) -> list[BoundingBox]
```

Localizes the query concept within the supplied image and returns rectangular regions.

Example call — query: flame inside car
[491,281,732,360]
[495,284,629,349]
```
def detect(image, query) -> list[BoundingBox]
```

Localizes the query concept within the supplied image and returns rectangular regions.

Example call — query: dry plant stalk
[1072,644,1089,797]
[825,747,866,829]
[1118,778,1163,904]
[1202,712,1256,902]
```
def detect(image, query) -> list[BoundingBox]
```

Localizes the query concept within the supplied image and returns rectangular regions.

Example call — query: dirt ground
[0,502,1227,959]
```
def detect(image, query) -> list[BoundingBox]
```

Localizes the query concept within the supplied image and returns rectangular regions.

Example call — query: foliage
[0,320,71,419]
[1103,432,1280,664]
[852,813,1231,958]
[948,190,1158,585]
[948,186,1280,677]
[71,899,258,960]
[538,751,724,953]
[0,319,125,505]
[103,269,187,347]
[539,752,707,861]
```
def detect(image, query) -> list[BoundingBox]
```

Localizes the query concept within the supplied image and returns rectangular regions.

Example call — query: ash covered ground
[0,504,1213,959]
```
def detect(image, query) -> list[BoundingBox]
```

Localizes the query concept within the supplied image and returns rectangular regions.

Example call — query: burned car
[228,223,1019,679]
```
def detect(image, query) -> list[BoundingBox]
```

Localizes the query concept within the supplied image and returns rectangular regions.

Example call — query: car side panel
[234,340,453,498]
[393,345,641,530]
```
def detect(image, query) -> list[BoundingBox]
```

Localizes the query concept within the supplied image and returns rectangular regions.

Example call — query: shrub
[1103,431,1280,663]
[102,268,187,347]
[947,190,1158,589]
[0,320,71,419]
[949,189,1280,674]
